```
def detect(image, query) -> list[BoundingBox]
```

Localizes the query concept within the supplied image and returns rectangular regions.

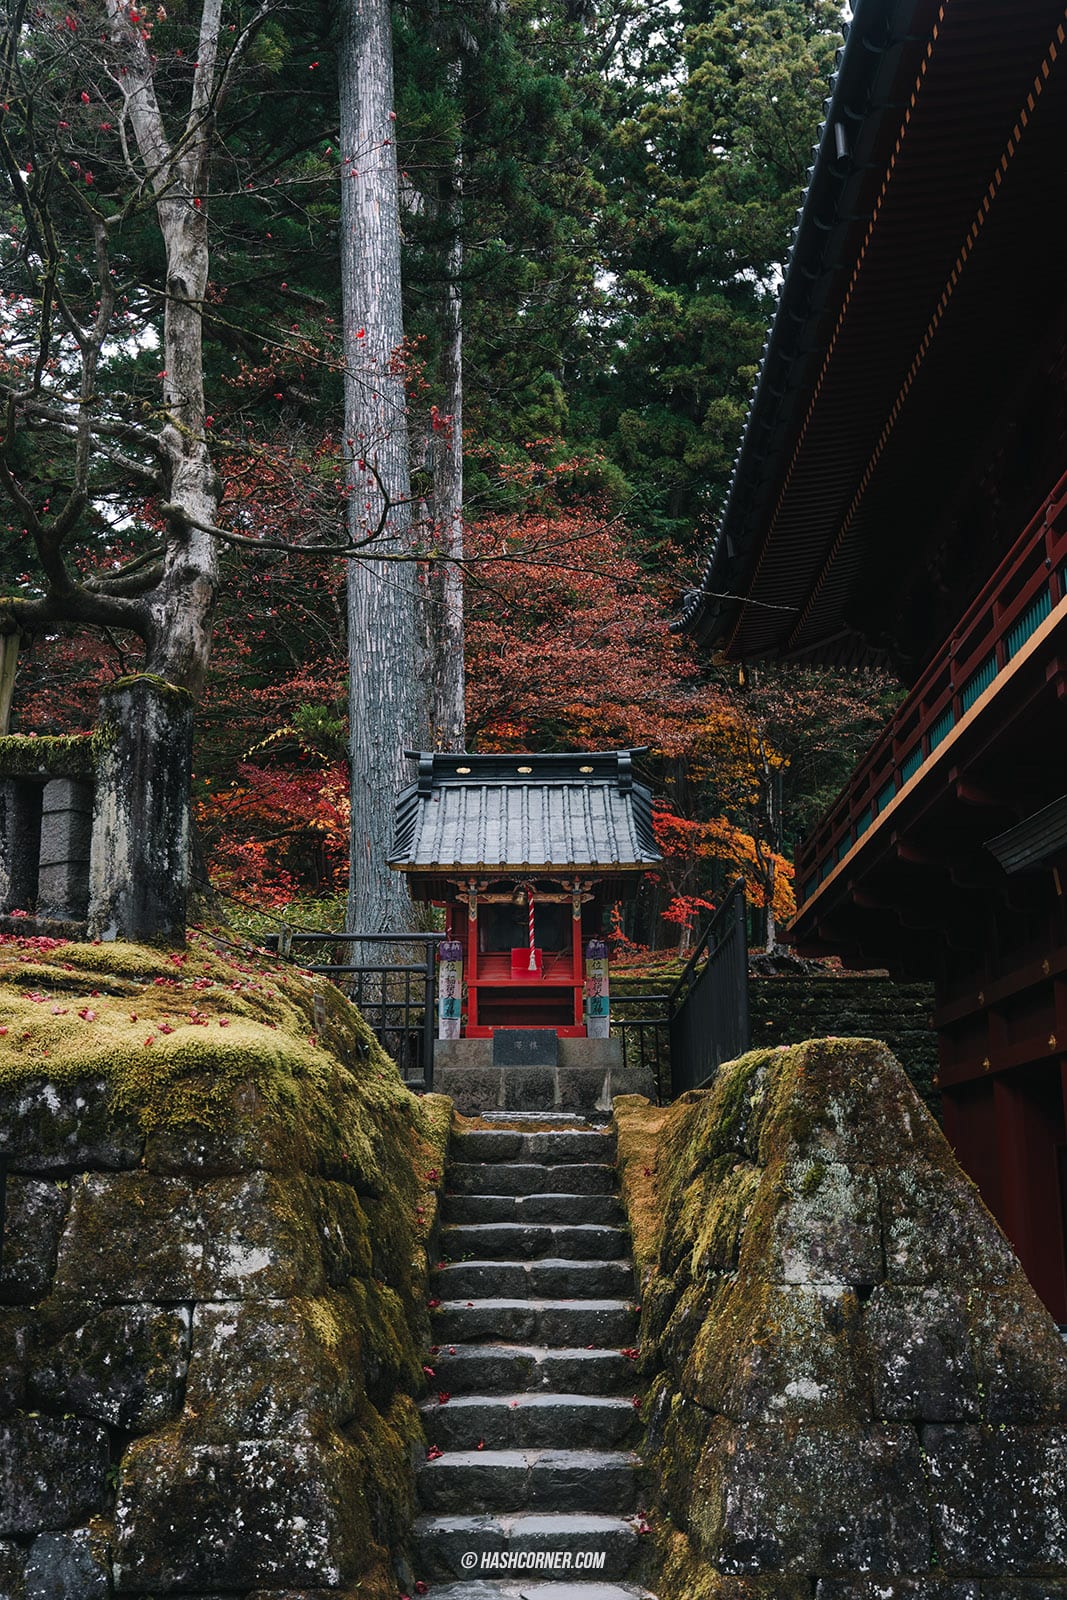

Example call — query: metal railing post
[423,941,436,1090]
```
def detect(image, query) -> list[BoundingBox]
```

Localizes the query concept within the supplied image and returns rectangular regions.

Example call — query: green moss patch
[0,931,424,1148]
[0,731,96,779]
[612,1037,1067,1600]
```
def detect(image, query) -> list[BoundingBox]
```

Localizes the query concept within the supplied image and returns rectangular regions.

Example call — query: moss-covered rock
[23,1525,112,1598]
[0,733,96,782]
[0,1313,29,1414]
[857,1286,980,1423]
[31,1303,189,1432]
[0,1178,69,1303]
[924,1423,1067,1574]
[682,1279,866,1424]
[0,1077,142,1172]
[613,1037,1067,1600]
[0,933,451,1593]
[0,1539,23,1598]
[53,1171,326,1301]
[112,1433,370,1591]
[686,1419,930,1575]
[0,1416,109,1536]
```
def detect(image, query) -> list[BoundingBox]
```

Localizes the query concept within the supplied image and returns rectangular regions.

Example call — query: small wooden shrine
[389,749,660,1038]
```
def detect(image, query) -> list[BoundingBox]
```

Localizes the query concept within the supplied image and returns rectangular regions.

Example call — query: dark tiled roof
[389,751,661,874]
[987,796,1067,875]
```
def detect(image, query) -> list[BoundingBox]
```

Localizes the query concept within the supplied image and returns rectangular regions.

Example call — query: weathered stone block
[977,1585,1067,1598]
[880,1162,1017,1287]
[683,1280,866,1423]
[968,1286,1067,1422]
[978,1586,1067,1599]
[37,779,92,859]
[435,1063,502,1115]
[112,1435,367,1591]
[554,1063,613,1115]
[503,1065,557,1110]
[815,1584,980,1598]
[687,1161,761,1278]
[0,1314,29,1414]
[143,1079,317,1177]
[924,1424,1067,1574]
[0,1416,108,1536]
[88,676,193,942]
[0,1077,142,1173]
[660,1158,735,1283]
[52,1172,324,1301]
[32,1304,189,1431]
[859,1286,980,1422]
[23,1527,111,1599]
[757,1038,945,1168]
[184,1297,362,1439]
[0,1179,67,1303]
[0,778,42,915]
[659,1280,717,1382]
[0,1538,24,1599]
[36,778,93,921]
[310,1180,373,1284]
[687,1419,930,1574]
[741,1158,883,1285]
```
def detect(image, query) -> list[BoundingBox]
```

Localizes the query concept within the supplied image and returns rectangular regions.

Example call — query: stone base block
[433,1036,654,1115]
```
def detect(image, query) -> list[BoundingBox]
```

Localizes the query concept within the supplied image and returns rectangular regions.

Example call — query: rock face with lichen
[614,1038,1067,1600]
[0,933,451,1598]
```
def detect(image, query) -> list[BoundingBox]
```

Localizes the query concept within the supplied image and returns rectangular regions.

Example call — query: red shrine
[389,749,661,1039]
[676,0,1067,1319]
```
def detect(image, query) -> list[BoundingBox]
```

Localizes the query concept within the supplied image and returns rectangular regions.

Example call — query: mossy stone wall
[749,977,938,1109]
[0,939,451,1598]
[614,1039,1067,1600]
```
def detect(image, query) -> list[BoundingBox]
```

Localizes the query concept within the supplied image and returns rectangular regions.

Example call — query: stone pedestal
[37,778,93,920]
[434,1035,654,1117]
[0,779,42,913]
[87,678,193,943]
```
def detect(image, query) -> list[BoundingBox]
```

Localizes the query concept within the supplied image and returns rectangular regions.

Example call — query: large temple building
[676,0,1067,1318]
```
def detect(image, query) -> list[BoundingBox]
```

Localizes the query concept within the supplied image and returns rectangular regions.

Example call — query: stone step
[447,1164,616,1197]
[431,1300,638,1347]
[451,1130,617,1165]
[477,1111,593,1124]
[417,1449,639,1515]
[412,1511,643,1580]
[443,1193,625,1226]
[420,1584,654,1600]
[441,1223,628,1261]
[419,1394,641,1452]
[432,1260,634,1302]
[429,1345,638,1396]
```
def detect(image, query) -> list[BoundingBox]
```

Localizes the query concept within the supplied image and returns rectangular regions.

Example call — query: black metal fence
[610,990,672,1100]
[269,886,749,1101]
[277,930,442,1091]
[667,879,751,1096]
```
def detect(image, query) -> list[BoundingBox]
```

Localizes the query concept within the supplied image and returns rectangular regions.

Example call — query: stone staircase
[413,1116,655,1600]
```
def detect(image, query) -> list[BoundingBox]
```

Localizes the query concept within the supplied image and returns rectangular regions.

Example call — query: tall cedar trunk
[106,0,221,693]
[427,136,466,750]
[339,0,417,934]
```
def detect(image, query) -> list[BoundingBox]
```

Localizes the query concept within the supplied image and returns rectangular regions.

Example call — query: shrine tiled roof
[389,750,661,876]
